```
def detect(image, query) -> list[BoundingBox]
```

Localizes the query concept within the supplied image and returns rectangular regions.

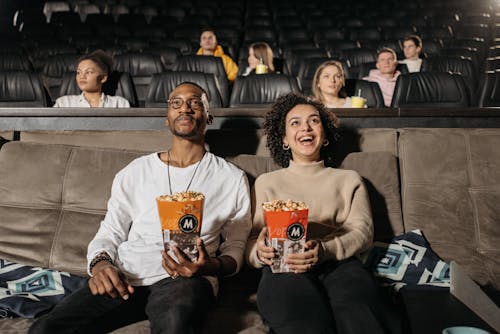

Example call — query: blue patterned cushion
[363,230,450,291]
[0,259,87,318]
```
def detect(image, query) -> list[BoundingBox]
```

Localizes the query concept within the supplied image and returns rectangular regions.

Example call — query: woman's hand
[256,227,276,266]
[286,240,324,273]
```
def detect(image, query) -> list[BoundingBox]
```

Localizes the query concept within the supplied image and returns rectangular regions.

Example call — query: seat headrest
[145,71,223,108]
[391,72,470,108]
[229,74,300,108]
[0,70,48,107]
[114,53,164,76]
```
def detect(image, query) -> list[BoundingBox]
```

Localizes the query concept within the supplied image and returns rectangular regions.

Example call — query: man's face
[200,31,217,53]
[166,84,207,140]
[376,51,398,75]
[403,40,421,59]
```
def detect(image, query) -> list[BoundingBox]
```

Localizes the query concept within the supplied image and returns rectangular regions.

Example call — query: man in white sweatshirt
[29,82,252,334]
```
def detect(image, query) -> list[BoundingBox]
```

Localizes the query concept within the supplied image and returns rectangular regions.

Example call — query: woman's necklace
[166,150,206,195]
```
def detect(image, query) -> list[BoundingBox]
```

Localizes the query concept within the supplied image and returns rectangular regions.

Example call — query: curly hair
[264,93,340,168]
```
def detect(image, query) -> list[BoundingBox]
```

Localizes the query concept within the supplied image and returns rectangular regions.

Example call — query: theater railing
[1,107,500,131]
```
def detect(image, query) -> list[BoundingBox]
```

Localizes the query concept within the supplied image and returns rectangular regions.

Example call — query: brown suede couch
[0,127,498,333]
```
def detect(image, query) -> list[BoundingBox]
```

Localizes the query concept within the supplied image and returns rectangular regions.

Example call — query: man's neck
[163,138,206,168]
[202,49,215,55]
[380,71,396,80]
[407,56,420,61]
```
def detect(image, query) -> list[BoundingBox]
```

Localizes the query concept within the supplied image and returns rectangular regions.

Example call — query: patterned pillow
[363,229,450,291]
[0,259,87,318]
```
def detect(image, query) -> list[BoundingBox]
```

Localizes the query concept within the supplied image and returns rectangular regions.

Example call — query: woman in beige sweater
[246,93,388,334]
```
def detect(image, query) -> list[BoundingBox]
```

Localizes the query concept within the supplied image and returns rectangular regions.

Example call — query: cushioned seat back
[0,70,48,107]
[174,55,230,107]
[0,142,144,276]
[41,54,80,100]
[58,71,138,107]
[390,72,470,108]
[229,74,300,108]
[342,48,377,78]
[345,79,385,108]
[0,53,33,71]
[423,55,477,104]
[145,71,223,108]
[478,70,500,107]
[398,128,500,289]
[114,52,164,107]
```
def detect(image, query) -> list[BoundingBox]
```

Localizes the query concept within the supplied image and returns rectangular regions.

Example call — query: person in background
[197,28,238,82]
[311,60,366,108]
[246,93,390,334]
[399,35,423,73]
[242,42,275,76]
[363,48,401,107]
[53,50,130,108]
[30,82,251,334]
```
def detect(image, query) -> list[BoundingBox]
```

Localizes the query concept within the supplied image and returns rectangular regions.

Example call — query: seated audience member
[242,42,275,76]
[399,35,423,73]
[53,50,130,108]
[196,28,238,82]
[29,82,252,334]
[246,93,390,334]
[312,60,366,108]
[363,48,401,107]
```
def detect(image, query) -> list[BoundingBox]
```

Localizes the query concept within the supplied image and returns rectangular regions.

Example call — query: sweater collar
[287,160,326,175]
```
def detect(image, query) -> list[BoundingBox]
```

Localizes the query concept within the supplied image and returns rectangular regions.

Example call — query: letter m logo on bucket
[287,223,305,241]
[178,214,198,233]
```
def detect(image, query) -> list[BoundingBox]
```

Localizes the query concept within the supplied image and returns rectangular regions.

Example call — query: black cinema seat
[391,72,470,108]
[145,71,223,108]
[478,70,500,107]
[344,79,385,108]
[174,55,230,107]
[229,74,300,108]
[0,70,48,107]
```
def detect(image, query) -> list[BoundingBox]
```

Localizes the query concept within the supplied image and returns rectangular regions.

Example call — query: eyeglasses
[167,97,204,111]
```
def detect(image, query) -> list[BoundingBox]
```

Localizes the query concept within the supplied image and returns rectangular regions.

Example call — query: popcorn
[157,191,205,202]
[262,199,307,212]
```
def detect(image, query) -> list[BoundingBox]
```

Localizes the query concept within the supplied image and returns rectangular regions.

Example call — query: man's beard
[171,115,204,138]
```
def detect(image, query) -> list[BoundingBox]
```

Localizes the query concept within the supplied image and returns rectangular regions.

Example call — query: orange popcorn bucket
[156,196,204,262]
[263,207,308,273]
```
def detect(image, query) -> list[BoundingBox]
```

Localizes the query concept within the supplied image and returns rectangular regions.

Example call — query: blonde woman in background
[312,60,365,108]
[242,42,275,76]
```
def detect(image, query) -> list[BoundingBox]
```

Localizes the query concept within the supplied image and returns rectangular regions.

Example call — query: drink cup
[351,96,366,108]
[255,63,268,74]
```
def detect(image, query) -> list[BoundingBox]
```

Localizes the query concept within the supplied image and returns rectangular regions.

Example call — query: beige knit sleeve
[245,176,268,268]
[321,175,374,262]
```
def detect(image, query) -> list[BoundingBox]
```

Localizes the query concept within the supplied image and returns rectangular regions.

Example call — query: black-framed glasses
[167,97,204,111]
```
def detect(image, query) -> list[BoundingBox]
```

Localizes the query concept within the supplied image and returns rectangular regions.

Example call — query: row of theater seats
[0,49,496,106]
[1,68,498,109]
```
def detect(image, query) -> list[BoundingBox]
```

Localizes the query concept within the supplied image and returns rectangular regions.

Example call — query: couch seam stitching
[48,147,76,269]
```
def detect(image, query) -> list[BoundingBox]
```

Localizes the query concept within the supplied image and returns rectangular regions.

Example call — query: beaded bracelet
[89,252,112,276]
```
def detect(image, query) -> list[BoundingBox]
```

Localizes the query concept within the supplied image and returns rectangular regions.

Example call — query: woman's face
[76,59,106,93]
[248,47,260,69]
[283,104,325,164]
[317,65,344,98]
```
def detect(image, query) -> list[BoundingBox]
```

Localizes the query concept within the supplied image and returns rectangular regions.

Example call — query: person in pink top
[363,48,401,107]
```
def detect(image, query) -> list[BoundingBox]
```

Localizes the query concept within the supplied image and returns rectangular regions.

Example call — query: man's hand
[161,238,225,277]
[88,261,134,300]
[286,240,324,274]
[255,227,275,266]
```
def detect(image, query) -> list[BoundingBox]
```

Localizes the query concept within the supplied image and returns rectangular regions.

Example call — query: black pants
[28,276,214,334]
[257,258,390,334]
